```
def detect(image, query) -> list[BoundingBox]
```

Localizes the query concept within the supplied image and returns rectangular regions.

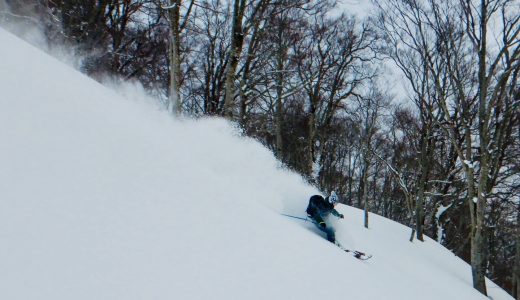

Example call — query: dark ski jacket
[306,195,342,224]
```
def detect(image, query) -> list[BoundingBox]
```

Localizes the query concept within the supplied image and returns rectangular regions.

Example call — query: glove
[319,222,326,228]
[339,214,344,219]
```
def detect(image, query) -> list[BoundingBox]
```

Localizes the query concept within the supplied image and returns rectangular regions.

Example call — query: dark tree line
[1,0,518,298]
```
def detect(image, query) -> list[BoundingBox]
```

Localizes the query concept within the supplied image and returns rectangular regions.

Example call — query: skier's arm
[332,209,344,219]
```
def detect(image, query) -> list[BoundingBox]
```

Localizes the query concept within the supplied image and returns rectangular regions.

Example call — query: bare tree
[372,107,423,241]
[439,0,519,294]
[163,0,195,115]
[294,11,376,177]
[222,0,270,118]
[351,87,388,228]
[185,0,231,115]
[253,0,317,156]
[375,0,519,295]
[373,0,455,242]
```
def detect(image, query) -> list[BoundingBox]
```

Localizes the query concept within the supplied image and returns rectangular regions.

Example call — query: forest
[1,0,519,298]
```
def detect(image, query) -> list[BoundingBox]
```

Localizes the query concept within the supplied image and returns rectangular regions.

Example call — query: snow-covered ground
[0,28,513,300]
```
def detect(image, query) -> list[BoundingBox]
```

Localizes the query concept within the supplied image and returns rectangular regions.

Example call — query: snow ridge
[0,27,512,300]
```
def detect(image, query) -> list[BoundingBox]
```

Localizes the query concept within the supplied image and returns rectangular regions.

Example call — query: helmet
[328,191,338,204]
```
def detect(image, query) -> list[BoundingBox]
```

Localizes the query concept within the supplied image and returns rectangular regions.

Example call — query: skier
[306,191,344,245]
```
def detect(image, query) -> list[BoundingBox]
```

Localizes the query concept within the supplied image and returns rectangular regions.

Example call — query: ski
[344,249,372,260]
[335,243,372,260]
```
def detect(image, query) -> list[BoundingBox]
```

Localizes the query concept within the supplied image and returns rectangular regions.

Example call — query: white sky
[338,0,374,19]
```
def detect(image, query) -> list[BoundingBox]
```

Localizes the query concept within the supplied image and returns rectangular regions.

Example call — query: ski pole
[280,213,308,222]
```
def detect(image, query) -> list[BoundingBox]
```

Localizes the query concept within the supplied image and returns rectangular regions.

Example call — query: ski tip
[336,244,372,260]
[358,255,373,261]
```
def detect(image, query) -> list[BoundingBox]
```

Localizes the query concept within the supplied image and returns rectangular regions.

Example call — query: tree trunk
[223,0,247,119]
[307,98,316,177]
[275,22,285,157]
[438,76,487,295]
[471,1,489,294]
[168,0,182,116]
[416,128,430,242]
[514,201,520,299]
[465,124,487,295]
[347,149,354,206]
[362,149,370,228]
[238,11,261,125]
[516,139,520,300]
[473,161,488,295]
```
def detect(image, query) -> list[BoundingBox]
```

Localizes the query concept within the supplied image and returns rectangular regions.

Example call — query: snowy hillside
[0,28,513,300]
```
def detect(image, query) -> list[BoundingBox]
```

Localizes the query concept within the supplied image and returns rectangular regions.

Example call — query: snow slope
[0,28,513,300]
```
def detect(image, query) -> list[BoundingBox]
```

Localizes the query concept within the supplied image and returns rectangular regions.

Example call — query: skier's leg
[311,219,336,243]
[324,226,336,243]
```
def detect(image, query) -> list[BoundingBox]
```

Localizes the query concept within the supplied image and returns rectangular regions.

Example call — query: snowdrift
[0,27,513,300]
